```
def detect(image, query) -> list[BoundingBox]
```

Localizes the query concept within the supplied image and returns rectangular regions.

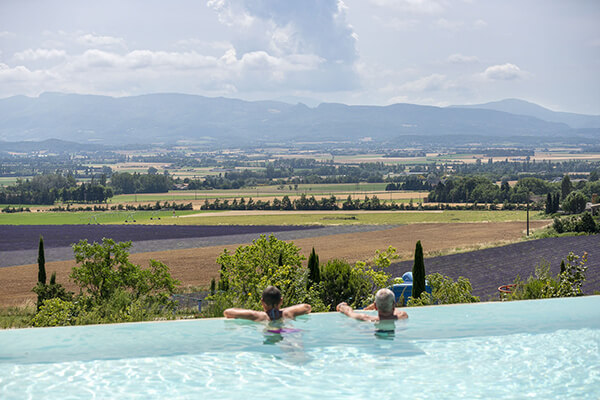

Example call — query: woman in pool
[223,286,311,322]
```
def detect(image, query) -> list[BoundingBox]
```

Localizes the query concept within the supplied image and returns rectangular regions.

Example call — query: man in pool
[223,286,312,322]
[336,288,408,322]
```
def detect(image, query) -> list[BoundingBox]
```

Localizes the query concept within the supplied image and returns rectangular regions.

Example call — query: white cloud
[207,0,357,62]
[447,53,479,64]
[0,31,16,39]
[482,63,526,80]
[473,19,487,29]
[399,73,449,92]
[374,16,420,31]
[76,33,126,48]
[435,18,464,31]
[206,0,359,90]
[369,0,444,14]
[13,48,67,62]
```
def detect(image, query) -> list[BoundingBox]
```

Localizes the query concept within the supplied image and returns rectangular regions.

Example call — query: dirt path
[0,221,549,307]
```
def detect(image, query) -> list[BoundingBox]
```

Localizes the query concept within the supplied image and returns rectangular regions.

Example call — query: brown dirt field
[0,221,548,307]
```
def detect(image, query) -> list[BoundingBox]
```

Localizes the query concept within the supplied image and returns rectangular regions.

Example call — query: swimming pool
[1,296,599,399]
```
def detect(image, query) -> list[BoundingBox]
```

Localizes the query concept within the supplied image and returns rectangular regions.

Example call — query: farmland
[390,235,600,300]
[0,220,554,307]
[0,209,543,225]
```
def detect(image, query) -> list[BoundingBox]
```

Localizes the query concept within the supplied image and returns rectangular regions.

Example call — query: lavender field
[0,224,323,252]
[390,235,600,300]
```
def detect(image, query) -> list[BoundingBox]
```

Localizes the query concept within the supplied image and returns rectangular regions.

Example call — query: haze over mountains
[0,93,598,147]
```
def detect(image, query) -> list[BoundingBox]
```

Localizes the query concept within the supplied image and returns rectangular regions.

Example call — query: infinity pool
[1,296,599,399]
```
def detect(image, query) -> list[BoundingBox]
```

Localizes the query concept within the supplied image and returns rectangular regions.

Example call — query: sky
[0,0,599,114]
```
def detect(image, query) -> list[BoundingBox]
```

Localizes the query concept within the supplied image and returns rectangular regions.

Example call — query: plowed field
[0,221,550,306]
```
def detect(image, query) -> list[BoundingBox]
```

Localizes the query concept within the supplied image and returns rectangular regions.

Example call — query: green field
[153,210,546,226]
[0,177,30,186]
[0,210,200,225]
[0,209,547,226]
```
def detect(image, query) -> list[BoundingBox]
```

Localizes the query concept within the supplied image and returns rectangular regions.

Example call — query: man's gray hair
[375,288,395,313]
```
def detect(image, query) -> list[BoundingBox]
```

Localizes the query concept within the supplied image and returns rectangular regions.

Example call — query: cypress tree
[210,278,216,295]
[307,247,320,288]
[545,193,552,214]
[553,192,560,213]
[37,236,46,285]
[412,240,426,299]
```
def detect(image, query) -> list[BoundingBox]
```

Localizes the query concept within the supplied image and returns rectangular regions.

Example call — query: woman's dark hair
[261,286,282,307]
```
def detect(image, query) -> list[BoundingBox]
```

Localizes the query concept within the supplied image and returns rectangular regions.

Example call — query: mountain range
[0,93,598,147]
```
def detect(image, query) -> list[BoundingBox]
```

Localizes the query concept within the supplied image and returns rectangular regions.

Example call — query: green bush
[562,191,588,214]
[552,213,598,234]
[508,252,589,300]
[407,273,479,307]
[318,247,397,310]
[31,298,78,327]
[319,259,366,310]
[32,272,73,308]
[71,238,179,305]
[213,235,309,310]
[508,260,558,300]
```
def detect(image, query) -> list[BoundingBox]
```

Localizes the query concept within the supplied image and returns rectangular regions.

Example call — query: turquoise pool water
[1,296,599,399]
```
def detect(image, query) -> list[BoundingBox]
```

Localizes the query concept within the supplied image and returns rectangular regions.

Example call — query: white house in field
[585,202,600,215]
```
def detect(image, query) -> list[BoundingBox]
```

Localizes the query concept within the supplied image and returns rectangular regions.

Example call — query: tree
[553,192,560,213]
[71,238,179,304]
[412,241,426,299]
[215,235,307,308]
[545,193,552,214]
[307,247,320,288]
[37,236,46,285]
[562,191,587,214]
[579,212,597,233]
[561,175,573,200]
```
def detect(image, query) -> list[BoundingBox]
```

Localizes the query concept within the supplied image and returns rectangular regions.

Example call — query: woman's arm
[282,303,312,319]
[223,308,266,321]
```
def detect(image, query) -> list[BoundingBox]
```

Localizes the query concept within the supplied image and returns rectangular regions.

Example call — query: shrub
[71,238,179,305]
[318,247,397,310]
[407,273,479,306]
[32,272,73,309]
[562,191,588,214]
[31,298,78,327]
[213,235,308,309]
[319,259,365,310]
[508,251,588,300]
[508,260,558,300]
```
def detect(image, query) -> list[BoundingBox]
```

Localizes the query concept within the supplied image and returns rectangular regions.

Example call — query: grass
[0,302,36,329]
[153,210,546,226]
[0,208,548,226]
[0,210,201,225]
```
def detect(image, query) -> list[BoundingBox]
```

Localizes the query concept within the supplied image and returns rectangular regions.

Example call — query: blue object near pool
[391,271,432,305]
[1,296,599,399]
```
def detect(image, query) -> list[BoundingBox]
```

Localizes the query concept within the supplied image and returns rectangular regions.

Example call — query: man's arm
[282,303,312,319]
[223,308,267,321]
[336,302,376,322]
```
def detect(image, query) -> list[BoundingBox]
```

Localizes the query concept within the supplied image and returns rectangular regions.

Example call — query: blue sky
[0,0,598,114]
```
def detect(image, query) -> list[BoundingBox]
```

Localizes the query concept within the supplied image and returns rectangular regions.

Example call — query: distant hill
[0,93,594,146]
[450,99,600,129]
[0,138,107,153]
